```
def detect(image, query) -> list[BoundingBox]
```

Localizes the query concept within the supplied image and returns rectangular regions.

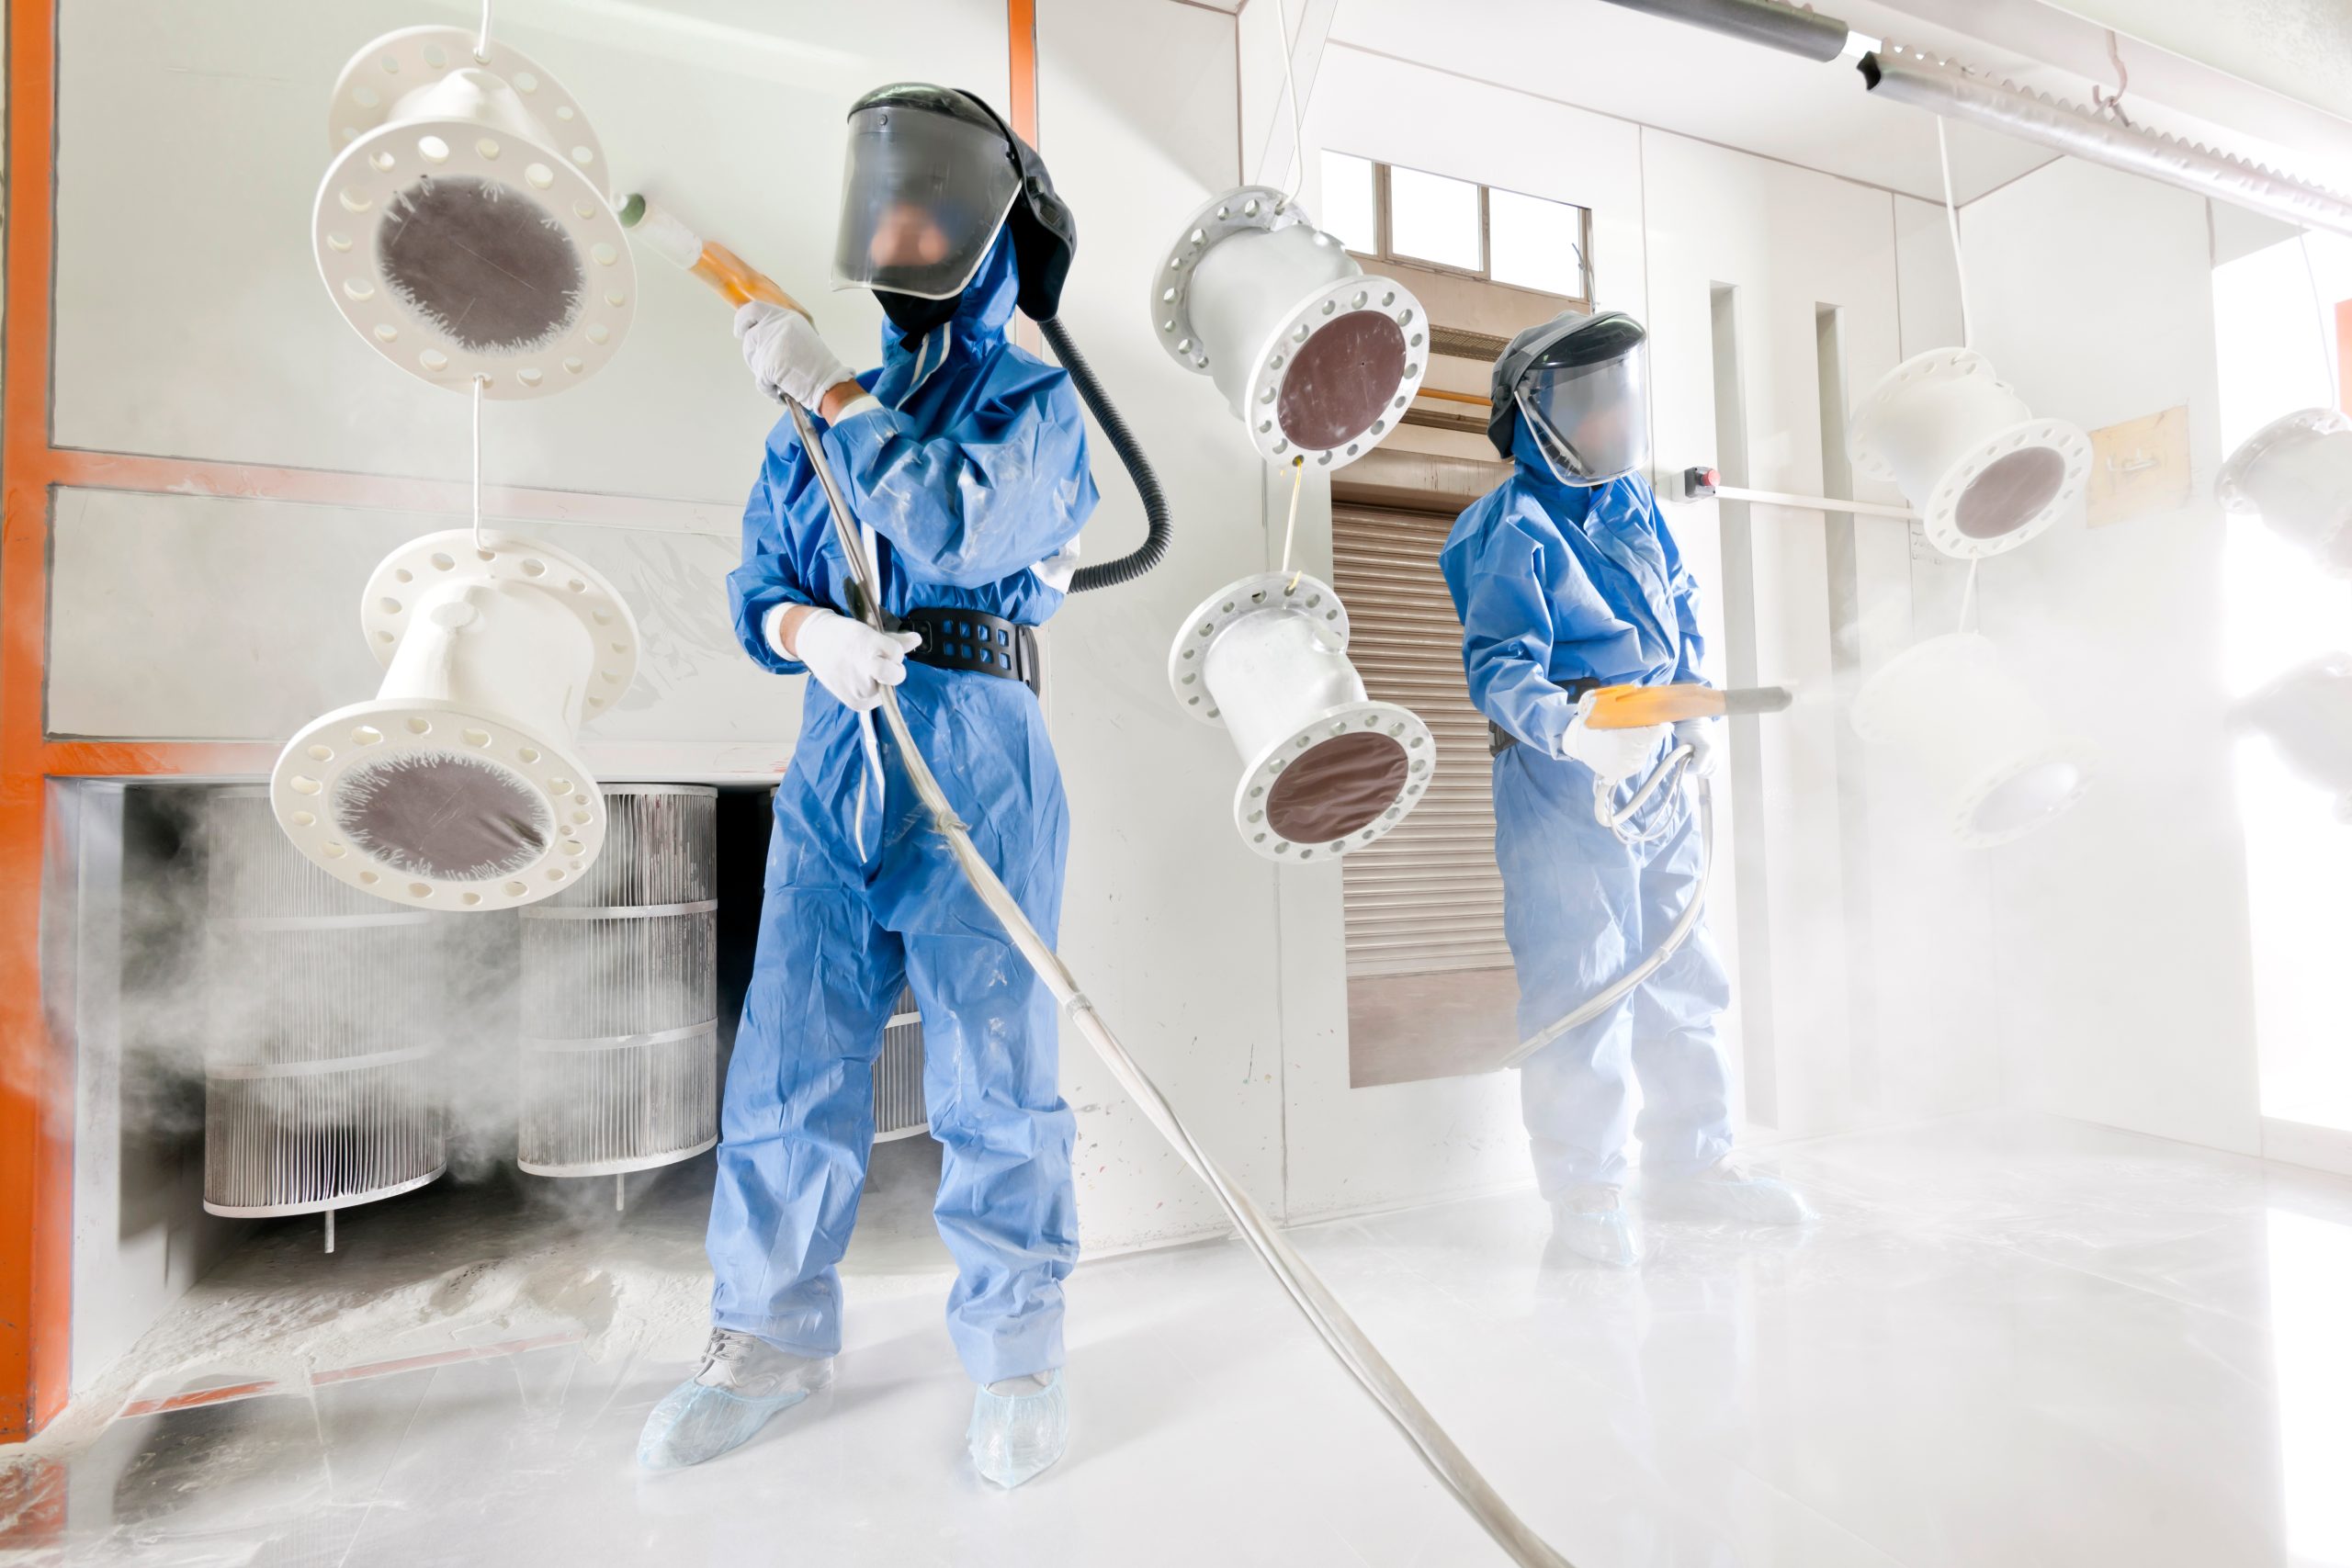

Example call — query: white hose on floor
[784,398,1572,1568]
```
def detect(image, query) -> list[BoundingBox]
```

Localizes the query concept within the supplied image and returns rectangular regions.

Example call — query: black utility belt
[899,606,1041,694]
[1488,677,1604,757]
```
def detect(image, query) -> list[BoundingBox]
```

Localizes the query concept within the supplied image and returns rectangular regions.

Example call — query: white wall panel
[1962,159,2262,1155]
[1037,0,1286,1247]
[48,488,789,758]
[52,0,1006,502]
[1639,129,1927,1140]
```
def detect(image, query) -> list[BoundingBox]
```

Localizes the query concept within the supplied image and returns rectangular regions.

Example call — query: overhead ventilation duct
[519,786,718,1182]
[2218,408,2352,570]
[1170,571,1435,861]
[1852,632,2091,847]
[271,530,640,911]
[1152,186,1429,470]
[1849,348,2090,560]
[314,26,636,394]
[1591,0,1854,62]
[1860,45,2352,243]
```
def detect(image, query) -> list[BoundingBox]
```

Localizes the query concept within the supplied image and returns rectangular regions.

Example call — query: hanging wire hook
[1278,456,1306,589]
[470,374,487,552]
[2090,29,2132,128]
[1935,118,1973,352]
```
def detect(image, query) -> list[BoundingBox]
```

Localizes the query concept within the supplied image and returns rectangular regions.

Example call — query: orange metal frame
[0,0,1048,1445]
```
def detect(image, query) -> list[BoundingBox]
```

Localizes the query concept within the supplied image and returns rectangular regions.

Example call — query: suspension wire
[474,0,493,62]
[1958,557,1981,635]
[1278,457,1306,584]
[471,374,487,551]
[1937,117,1973,351]
[1270,0,1308,201]
[2298,232,2339,411]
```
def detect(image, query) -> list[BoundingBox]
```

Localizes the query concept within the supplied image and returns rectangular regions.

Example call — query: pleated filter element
[202,788,447,1218]
[876,988,928,1141]
[518,785,718,1177]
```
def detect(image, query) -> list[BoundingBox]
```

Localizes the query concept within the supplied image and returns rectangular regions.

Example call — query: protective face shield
[1490,311,1651,486]
[834,85,1076,325]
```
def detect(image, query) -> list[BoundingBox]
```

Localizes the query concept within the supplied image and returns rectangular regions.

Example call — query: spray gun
[621,203,1571,1568]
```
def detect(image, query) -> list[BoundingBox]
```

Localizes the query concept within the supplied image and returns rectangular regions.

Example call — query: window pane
[1387,164,1483,272]
[1488,187,1586,297]
[1319,151,1377,255]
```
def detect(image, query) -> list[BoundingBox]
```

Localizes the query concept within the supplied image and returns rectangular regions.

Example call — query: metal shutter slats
[1333,502,1515,977]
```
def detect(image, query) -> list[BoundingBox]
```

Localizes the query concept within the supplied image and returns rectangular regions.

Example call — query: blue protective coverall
[1441,423,1733,1194]
[710,233,1098,1385]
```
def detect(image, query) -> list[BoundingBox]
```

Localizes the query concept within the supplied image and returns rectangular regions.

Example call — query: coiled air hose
[1038,315,1171,592]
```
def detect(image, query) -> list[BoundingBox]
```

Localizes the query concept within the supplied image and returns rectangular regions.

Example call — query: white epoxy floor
[6,1112,2352,1567]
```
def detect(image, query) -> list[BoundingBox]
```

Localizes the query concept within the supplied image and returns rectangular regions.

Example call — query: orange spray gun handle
[1581,682,1793,729]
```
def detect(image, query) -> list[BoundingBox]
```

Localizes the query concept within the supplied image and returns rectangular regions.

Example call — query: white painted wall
[1962,157,2264,1154]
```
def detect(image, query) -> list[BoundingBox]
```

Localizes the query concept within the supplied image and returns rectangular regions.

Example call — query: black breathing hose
[1038,315,1172,592]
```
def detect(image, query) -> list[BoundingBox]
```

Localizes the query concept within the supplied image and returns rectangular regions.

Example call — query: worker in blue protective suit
[639,85,1091,1488]
[1441,308,1813,1269]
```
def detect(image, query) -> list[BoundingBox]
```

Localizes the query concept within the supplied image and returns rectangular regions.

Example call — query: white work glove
[1556,696,1670,786]
[734,299,854,411]
[786,608,922,714]
[1673,717,1720,779]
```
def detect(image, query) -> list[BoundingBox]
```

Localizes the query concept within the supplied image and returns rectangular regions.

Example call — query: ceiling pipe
[1860,44,2352,241]
[1590,0,1854,64]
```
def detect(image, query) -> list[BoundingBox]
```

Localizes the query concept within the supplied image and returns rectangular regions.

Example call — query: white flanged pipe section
[2232,651,2352,821]
[1151,186,1428,470]
[2218,408,2352,571]
[272,529,641,910]
[313,26,635,399]
[1169,572,1435,862]
[1850,630,2090,847]
[1848,348,2089,560]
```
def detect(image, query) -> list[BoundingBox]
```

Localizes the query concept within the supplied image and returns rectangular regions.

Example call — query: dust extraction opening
[1955,446,2065,541]
[1266,731,1409,841]
[333,750,552,881]
[1278,311,1408,452]
[378,175,585,354]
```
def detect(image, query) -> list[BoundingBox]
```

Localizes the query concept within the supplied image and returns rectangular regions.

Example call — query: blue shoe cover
[967,1371,1068,1489]
[637,1330,829,1472]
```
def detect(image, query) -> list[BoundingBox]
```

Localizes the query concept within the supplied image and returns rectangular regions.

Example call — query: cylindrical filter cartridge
[202,788,447,1218]
[1850,631,2091,846]
[516,785,718,1177]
